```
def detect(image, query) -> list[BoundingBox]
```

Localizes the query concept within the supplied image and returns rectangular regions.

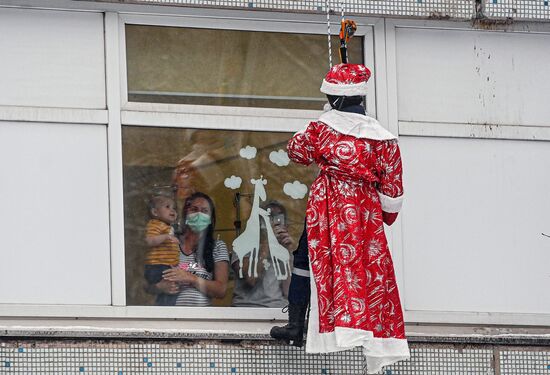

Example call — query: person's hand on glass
[155,279,180,294]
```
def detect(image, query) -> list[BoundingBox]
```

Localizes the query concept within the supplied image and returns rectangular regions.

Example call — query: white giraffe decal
[232,177,268,278]
[232,176,291,280]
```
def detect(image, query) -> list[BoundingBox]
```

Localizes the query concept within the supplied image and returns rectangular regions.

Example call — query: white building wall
[396,27,550,126]
[0,122,111,305]
[392,25,550,319]
[0,3,548,327]
[400,136,550,314]
[0,8,106,108]
[0,8,111,305]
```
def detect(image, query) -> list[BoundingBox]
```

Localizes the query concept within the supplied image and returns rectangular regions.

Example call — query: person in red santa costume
[274,63,410,373]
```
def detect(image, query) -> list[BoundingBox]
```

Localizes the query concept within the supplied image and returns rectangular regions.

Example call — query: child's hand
[155,279,179,294]
[166,234,180,244]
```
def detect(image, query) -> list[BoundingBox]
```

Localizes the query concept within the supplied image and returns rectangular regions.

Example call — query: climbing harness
[326,0,357,67]
[339,19,357,64]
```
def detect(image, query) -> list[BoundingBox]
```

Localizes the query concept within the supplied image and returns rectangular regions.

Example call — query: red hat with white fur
[320,63,371,96]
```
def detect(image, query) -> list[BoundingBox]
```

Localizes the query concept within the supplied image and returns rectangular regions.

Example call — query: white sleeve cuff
[378,192,403,213]
[292,268,310,277]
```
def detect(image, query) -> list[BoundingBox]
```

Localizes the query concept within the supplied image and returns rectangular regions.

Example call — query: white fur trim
[378,192,404,213]
[363,338,411,374]
[320,79,368,96]
[306,263,346,353]
[318,110,397,140]
[306,259,410,374]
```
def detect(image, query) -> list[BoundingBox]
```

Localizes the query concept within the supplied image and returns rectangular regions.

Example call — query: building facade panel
[0,121,111,305]
[395,27,550,127]
[400,135,550,314]
[0,8,106,109]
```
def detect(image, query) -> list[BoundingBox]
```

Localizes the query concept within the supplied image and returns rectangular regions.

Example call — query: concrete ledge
[2,325,550,346]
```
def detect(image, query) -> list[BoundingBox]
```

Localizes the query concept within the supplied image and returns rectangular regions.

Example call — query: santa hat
[320,63,371,96]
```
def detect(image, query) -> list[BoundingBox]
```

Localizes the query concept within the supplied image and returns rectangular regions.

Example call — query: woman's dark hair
[180,192,217,273]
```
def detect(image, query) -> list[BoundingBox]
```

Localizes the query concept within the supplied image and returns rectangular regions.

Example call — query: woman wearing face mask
[162,192,229,306]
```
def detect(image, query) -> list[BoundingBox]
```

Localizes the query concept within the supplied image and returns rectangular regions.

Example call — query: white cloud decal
[283,181,308,200]
[239,145,257,160]
[224,175,242,190]
[269,149,290,167]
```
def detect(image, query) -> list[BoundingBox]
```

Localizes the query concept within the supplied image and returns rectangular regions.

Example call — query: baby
[144,195,180,306]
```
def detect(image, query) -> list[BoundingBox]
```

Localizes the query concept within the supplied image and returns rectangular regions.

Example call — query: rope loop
[326,0,332,68]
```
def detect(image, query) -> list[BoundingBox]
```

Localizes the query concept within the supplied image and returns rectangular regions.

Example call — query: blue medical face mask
[185,212,211,233]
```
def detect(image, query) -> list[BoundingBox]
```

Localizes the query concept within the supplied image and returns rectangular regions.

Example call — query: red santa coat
[287,109,409,373]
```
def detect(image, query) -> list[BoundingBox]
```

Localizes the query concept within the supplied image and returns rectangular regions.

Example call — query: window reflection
[126,25,363,110]
[231,200,294,308]
[123,126,316,307]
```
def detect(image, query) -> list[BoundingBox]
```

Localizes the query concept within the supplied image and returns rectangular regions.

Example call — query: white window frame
[115,11,380,320]
[118,13,379,128]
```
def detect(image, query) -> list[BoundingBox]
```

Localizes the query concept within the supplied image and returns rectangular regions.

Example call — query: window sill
[2,319,550,346]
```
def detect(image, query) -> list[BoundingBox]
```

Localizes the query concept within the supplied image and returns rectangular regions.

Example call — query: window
[123,23,364,309]
[126,25,363,110]
[123,126,316,307]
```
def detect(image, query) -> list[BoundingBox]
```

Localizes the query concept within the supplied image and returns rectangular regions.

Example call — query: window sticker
[269,149,291,167]
[283,181,309,200]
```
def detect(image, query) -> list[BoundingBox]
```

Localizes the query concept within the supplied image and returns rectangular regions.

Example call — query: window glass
[126,25,364,109]
[123,126,316,307]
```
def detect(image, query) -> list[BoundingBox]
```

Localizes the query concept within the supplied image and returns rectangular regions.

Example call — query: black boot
[270,304,308,347]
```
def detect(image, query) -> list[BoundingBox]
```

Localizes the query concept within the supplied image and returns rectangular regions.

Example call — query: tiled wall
[1,339,550,374]
[129,0,475,19]
[103,0,550,21]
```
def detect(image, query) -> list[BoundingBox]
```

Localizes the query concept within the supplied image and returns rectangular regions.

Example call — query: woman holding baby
[152,192,230,307]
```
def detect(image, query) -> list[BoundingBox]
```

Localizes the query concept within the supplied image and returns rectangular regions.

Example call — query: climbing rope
[326,0,332,68]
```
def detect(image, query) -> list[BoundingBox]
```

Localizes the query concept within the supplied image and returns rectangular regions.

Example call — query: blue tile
[18,348,25,353]
[321,369,327,374]
[79,367,85,372]
[547,364,550,369]
[492,0,497,3]
[143,357,148,363]
[231,368,237,373]
[210,362,216,368]
[147,362,153,367]
[248,2,253,8]
[4,362,10,368]
[118,371,123,375]
[176,362,182,368]
[545,1,549,6]
[385,370,393,375]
